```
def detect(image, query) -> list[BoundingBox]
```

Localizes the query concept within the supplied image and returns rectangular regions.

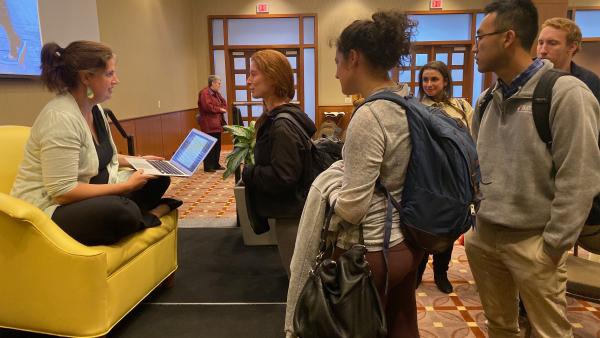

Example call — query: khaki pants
[270,218,300,278]
[465,223,572,338]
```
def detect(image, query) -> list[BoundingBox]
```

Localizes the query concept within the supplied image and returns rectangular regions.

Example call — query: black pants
[418,245,453,276]
[52,176,170,246]
[203,132,222,170]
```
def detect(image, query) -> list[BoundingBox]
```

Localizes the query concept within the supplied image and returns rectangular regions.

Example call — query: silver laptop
[127,129,217,177]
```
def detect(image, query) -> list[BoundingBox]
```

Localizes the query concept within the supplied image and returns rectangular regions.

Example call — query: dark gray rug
[110,304,286,338]
[0,228,289,338]
[145,227,288,303]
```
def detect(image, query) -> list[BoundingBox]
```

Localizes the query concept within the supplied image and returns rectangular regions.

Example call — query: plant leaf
[223,147,248,180]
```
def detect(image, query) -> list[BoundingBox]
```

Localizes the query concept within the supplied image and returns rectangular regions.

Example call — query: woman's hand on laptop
[125,169,158,192]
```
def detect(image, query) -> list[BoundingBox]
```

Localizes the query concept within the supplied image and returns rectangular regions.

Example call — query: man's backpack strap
[531,68,570,149]
[477,85,494,122]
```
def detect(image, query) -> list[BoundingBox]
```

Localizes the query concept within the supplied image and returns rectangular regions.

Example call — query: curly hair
[336,11,416,71]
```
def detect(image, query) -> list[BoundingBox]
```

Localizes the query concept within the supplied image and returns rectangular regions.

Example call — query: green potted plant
[222,122,255,180]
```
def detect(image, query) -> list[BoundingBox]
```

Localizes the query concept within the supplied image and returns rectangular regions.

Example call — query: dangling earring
[86,86,95,99]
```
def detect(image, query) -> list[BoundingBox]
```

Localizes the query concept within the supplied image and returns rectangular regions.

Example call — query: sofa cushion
[94,211,178,276]
[566,255,600,301]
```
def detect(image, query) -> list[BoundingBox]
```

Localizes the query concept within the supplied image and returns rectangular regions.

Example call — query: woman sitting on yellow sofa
[10,41,181,245]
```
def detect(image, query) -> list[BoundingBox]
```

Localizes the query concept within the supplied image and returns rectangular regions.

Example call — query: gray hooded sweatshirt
[472,60,600,257]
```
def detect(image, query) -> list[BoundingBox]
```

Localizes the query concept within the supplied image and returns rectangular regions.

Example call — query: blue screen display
[0,0,42,76]
[171,130,215,173]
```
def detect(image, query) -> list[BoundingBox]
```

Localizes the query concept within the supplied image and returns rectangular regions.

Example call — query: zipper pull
[470,204,476,216]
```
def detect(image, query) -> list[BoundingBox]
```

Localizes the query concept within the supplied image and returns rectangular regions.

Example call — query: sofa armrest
[0,193,104,256]
[0,193,110,332]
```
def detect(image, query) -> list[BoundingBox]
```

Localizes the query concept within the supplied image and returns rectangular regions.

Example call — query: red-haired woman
[242,49,316,277]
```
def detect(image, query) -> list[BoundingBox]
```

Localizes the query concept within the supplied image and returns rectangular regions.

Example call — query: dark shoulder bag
[293,201,387,338]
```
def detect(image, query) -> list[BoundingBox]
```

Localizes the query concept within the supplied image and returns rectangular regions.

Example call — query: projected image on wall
[0,0,42,76]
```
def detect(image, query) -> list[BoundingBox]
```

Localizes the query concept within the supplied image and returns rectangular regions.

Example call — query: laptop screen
[171,129,217,173]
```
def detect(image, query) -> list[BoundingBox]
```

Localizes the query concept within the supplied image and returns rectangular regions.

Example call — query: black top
[571,62,600,104]
[242,103,317,218]
[89,106,114,184]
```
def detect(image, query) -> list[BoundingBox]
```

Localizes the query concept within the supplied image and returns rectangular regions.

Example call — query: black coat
[242,104,316,218]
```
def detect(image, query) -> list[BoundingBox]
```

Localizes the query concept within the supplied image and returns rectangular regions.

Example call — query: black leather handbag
[293,201,387,338]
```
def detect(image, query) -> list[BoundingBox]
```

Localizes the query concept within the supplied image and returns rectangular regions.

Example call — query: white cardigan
[11,93,120,216]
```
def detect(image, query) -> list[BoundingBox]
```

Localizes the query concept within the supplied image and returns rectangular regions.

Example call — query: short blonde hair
[542,17,582,54]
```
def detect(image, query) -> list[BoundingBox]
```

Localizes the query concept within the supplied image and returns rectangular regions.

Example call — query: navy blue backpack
[357,92,482,254]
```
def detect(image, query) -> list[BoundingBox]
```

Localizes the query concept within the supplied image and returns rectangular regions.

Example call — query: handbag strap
[376,179,393,296]
[318,200,365,260]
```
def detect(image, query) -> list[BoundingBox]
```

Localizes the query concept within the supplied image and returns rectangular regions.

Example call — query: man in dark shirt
[537,17,600,102]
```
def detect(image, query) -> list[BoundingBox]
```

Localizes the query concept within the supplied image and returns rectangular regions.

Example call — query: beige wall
[96,0,198,120]
[193,0,489,107]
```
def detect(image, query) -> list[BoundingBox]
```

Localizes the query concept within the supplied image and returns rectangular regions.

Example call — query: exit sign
[430,0,442,9]
[256,3,269,13]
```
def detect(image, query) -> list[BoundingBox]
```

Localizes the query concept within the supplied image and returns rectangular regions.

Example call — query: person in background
[416,60,473,294]
[465,1,600,337]
[242,49,316,277]
[537,17,600,274]
[537,17,600,102]
[11,41,182,246]
[197,75,227,173]
[329,11,423,337]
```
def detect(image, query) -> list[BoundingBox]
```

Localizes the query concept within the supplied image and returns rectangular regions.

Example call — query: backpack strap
[476,85,494,123]
[275,112,312,141]
[531,68,570,149]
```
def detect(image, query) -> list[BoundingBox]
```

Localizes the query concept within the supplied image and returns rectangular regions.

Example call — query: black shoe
[216,165,226,170]
[434,273,453,294]
[160,198,183,211]
[204,168,216,173]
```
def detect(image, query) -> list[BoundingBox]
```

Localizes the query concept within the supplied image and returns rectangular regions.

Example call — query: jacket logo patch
[516,103,532,113]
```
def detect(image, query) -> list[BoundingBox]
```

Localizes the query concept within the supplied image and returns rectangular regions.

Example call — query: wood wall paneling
[109,108,213,158]
[109,120,136,155]
[161,112,184,158]
[134,115,164,157]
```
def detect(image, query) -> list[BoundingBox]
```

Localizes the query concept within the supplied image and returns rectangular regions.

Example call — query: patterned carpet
[417,246,600,337]
[163,150,600,338]
[164,151,237,221]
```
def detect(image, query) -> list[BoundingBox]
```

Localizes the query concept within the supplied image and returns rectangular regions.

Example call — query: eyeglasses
[475,30,509,45]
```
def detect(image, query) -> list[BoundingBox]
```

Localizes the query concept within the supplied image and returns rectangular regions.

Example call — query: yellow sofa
[0,125,178,337]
